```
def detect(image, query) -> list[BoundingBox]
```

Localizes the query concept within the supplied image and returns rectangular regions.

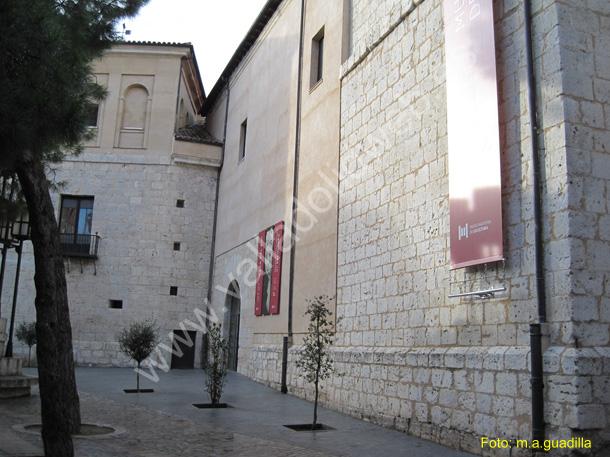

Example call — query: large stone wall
[555,0,610,445]
[326,0,610,453]
[1,159,217,367]
[242,2,610,454]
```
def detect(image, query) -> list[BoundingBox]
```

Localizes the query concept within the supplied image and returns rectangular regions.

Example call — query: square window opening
[170,286,178,296]
[176,199,185,208]
[109,300,123,309]
[173,242,181,251]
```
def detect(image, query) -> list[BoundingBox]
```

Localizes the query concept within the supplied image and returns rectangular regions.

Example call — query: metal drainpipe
[207,78,230,305]
[203,79,230,369]
[283,0,306,394]
[524,0,546,443]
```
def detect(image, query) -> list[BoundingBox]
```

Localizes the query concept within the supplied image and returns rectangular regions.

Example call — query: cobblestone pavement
[0,369,473,457]
[0,391,333,457]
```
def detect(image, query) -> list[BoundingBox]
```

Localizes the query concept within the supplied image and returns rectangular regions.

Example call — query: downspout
[524,0,546,443]
[207,78,230,304]
[204,79,230,368]
[282,0,306,394]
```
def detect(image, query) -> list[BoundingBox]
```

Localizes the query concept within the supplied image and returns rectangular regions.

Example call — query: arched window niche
[116,83,151,149]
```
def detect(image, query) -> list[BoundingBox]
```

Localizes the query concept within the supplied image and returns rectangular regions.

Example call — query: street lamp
[4,209,30,358]
[0,216,13,322]
[12,212,31,241]
[0,178,17,322]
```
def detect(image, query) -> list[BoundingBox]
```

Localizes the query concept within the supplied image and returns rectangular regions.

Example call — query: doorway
[170,330,197,369]
[226,282,241,371]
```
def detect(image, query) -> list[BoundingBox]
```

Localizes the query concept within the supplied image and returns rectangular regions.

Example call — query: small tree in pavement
[296,295,336,429]
[118,321,158,392]
[205,323,228,405]
[16,321,37,366]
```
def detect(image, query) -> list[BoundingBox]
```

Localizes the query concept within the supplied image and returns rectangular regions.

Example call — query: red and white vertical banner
[269,221,284,315]
[443,0,504,269]
[254,230,266,316]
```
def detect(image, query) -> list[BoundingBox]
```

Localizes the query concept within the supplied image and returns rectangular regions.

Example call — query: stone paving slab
[0,427,43,457]
[1,392,333,457]
[71,368,474,457]
[1,368,474,457]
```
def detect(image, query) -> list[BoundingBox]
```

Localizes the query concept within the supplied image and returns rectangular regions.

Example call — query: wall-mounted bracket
[448,287,506,299]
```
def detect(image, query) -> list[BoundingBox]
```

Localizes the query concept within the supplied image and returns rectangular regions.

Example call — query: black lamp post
[0,178,17,321]
[4,210,31,358]
[0,218,12,321]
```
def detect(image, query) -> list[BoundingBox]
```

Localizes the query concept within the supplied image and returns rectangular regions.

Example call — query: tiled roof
[174,123,223,146]
[116,40,193,48]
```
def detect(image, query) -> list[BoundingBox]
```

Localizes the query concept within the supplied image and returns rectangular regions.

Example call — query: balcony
[60,233,100,259]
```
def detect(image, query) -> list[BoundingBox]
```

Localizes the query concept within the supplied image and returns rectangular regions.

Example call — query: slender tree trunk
[313,317,321,429]
[211,366,218,404]
[313,375,319,429]
[15,153,80,457]
[137,362,140,391]
[28,346,32,366]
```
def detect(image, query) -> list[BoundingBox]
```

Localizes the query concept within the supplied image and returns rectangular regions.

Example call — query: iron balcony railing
[60,233,100,259]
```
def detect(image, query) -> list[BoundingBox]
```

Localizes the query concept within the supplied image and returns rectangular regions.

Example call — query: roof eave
[201,0,283,116]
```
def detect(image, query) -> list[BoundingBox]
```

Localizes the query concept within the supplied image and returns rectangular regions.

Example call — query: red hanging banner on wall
[254,230,266,316]
[443,0,504,269]
[269,221,284,315]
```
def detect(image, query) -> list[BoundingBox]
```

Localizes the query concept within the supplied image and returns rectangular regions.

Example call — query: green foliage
[205,323,228,405]
[16,321,38,348]
[118,321,159,365]
[0,176,25,231]
[296,295,336,384]
[0,0,148,171]
[295,295,336,427]
[16,321,37,366]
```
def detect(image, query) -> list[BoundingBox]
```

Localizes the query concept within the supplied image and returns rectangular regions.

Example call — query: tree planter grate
[284,424,334,432]
[15,423,126,440]
[193,403,231,409]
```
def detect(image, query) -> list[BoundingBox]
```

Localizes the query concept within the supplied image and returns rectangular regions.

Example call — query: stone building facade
[205,0,345,375]
[328,0,609,453]
[1,1,609,455]
[1,42,221,368]
[204,0,610,455]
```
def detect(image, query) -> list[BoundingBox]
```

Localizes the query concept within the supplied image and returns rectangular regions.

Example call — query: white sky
[121,0,268,91]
